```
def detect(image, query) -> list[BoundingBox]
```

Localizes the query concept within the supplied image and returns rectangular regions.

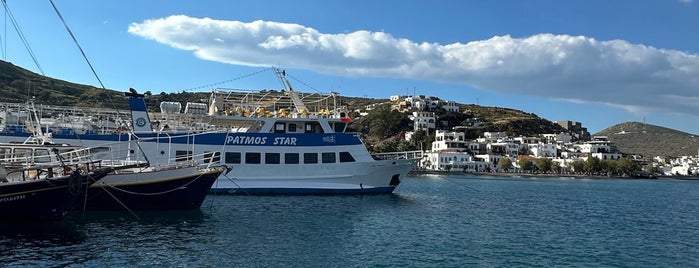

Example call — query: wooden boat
[0,143,114,222]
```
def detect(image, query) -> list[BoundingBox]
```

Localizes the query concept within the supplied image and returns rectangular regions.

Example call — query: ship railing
[371,150,425,160]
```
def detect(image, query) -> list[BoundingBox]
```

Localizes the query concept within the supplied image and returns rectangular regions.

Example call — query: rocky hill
[595,122,699,158]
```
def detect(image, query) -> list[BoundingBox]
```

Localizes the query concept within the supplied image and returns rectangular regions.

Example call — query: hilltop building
[555,120,591,141]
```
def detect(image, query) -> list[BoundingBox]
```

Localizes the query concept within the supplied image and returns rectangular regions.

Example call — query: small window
[288,124,297,132]
[322,152,336,163]
[274,123,285,133]
[265,153,281,164]
[245,152,261,164]
[176,150,192,162]
[304,153,318,164]
[339,152,355,163]
[285,153,299,164]
[225,152,241,164]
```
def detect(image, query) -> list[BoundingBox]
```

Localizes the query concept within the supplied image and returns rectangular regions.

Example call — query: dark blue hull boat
[0,170,110,222]
[76,166,223,211]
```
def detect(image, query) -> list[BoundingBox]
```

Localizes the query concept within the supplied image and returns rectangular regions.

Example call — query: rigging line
[48,0,105,89]
[1,4,4,59]
[97,185,142,221]
[221,173,270,210]
[182,67,275,92]
[100,170,209,196]
[1,0,44,75]
[286,73,323,93]
[48,0,126,143]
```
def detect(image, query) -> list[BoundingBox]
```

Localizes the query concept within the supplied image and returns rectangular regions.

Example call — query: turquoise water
[2,176,699,267]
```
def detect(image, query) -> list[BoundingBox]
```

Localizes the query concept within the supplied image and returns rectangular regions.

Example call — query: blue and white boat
[0,69,418,195]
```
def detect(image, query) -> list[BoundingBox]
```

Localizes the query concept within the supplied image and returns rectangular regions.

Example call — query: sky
[1,0,698,135]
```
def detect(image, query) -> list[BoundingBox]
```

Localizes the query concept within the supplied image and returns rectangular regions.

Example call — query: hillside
[595,122,699,158]
[0,60,126,109]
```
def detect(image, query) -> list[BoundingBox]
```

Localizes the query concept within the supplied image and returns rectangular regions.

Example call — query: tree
[499,157,513,171]
[410,129,430,151]
[570,161,584,174]
[601,159,618,176]
[518,158,533,172]
[617,157,639,176]
[584,156,601,174]
[355,104,410,138]
[535,157,552,173]
[551,161,561,173]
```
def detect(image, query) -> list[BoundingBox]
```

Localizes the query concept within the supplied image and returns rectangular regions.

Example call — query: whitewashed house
[409,111,436,132]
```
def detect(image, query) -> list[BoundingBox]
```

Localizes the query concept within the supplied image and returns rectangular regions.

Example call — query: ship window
[245,152,261,164]
[204,151,221,164]
[175,150,192,162]
[285,153,299,164]
[322,152,336,163]
[225,152,241,164]
[333,123,347,133]
[265,153,280,164]
[288,124,297,132]
[274,123,286,133]
[339,152,355,163]
[305,122,322,133]
[304,153,318,164]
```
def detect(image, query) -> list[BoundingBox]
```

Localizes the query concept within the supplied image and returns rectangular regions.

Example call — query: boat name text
[0,194,25,203]
[225,136,297,145]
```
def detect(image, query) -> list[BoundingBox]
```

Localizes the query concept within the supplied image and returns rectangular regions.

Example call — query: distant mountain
[595,122,699,158]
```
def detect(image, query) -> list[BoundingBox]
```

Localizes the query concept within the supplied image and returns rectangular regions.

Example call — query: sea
[2,175,699,268]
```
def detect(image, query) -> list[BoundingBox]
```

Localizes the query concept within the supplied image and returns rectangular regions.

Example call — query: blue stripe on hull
[78,173,219,210]
[209,186,397,195]
[0,131,364,146]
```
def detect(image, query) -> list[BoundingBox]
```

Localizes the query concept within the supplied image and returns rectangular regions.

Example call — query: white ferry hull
[211,158,416,195]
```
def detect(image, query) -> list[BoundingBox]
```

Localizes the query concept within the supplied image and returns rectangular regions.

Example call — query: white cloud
[128,15,699,116]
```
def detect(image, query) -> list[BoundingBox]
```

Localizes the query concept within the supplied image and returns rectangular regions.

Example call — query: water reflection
[0,220,86,245]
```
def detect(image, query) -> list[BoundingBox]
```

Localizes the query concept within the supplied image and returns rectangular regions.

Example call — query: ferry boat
[0,69,418,195]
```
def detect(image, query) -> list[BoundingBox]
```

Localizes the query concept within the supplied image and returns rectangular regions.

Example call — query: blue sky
[2,0,698,135]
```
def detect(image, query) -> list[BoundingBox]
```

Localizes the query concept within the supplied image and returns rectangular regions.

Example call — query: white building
[409,111,436,132]
[542,132,573,144]
[440,100,460,113]
[663,156,699,176]
[528,143,558,158]
[432,130,467,152]
[482,132,508,141]
[487,141,521,156]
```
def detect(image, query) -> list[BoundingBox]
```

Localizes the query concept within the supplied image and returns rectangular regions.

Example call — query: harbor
[2,175,698,267]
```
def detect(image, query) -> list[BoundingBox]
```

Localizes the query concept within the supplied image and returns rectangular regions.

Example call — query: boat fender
[67,171,82,196]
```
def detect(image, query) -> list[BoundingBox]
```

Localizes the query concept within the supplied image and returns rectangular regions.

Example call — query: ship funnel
[125,88,153,133]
